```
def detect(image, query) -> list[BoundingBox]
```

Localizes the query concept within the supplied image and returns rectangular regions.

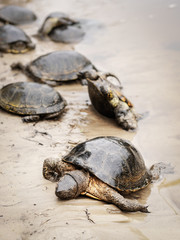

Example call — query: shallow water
[0,0,180,239]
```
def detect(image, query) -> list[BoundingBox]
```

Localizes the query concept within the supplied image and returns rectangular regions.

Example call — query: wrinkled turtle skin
[0,24,35,53]
[0,5,37,25]
[0,82,66,122]
[11,50,97,85]
[80,70,137,130]
[38,12,84,43]
[43,136,172,212]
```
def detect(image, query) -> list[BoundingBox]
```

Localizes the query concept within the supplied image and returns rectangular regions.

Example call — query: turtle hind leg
[44,112,61,120]
[86,177,149,213]
[149,162,174,181]
[22,112,61,122]
[22,115,40,123]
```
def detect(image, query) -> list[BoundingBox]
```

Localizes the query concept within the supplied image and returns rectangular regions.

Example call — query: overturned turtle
[43,136,173,212]
[11,50,97,85]
[0,5,37,25]
[79,70,137,130]
[0,82,66,122]
[0,24,35,53]
[38,12,84,43]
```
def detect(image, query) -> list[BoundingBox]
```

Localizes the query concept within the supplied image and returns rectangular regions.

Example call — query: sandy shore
[0,0,180,239]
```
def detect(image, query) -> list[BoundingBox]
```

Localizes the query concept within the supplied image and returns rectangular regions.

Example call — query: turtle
[0,24,35,53]
[11,50,97,85]
[0,5,37,25]
[37,12,84,43]
[43,136,173,213]
[0,82,66,122]
[79,70,138,130]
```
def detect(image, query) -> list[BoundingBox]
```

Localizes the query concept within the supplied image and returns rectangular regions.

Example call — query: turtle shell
[0,24,33,44]
[0,82,66,115]
[88,78,133,118]
[26,50,96,83]
[49,25,85,43]
[63,136,151,192]
[88,79,115,118]
[0,5,37,25]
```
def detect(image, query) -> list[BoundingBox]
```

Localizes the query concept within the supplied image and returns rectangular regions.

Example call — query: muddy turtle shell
[26,50,96,82]
[0,24,33,45]
[0,5,37,25]
[63,136,151,192]
[0,82,66,115]
[88,78,133,118]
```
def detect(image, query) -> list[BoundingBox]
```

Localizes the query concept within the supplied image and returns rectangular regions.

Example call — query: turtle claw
[140,205,150,213]
[22,115,40,123]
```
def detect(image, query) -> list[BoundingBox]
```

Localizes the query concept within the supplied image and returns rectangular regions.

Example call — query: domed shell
[0,24,33,44]
[49,26,85,43]
[0,5,37,25]
[27,50,96,82]
[0,82,66,115]
[63,136,151,192]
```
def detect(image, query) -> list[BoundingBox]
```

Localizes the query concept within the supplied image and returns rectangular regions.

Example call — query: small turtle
[0,82,66,122]
[0,24,35,53]
[79,70,137,130]
[38,12,84,43]
[0,5,37,25]
[43,136,173,212]
[11,50,97,85]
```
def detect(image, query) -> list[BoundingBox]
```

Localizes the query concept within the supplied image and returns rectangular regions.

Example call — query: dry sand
[0,0,180,239]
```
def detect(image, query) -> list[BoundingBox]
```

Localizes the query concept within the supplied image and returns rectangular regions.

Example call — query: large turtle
[11,50,97,85]
[0,82,66,122]
[0,5,37,25]
[43,136,172,212]
[0,24,35,53]
[79,70,137,130]
[37,12,84,43]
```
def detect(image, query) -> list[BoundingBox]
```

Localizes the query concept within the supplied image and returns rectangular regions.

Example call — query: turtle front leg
[43,158,75,182]
[86,177,149,213]
[22,115,40,122]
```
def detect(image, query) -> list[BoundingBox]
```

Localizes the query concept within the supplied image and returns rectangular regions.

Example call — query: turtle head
[9,41,35,54]
[55,170,89,200]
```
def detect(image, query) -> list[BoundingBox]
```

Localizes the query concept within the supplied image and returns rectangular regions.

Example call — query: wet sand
[0,0,180,239]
